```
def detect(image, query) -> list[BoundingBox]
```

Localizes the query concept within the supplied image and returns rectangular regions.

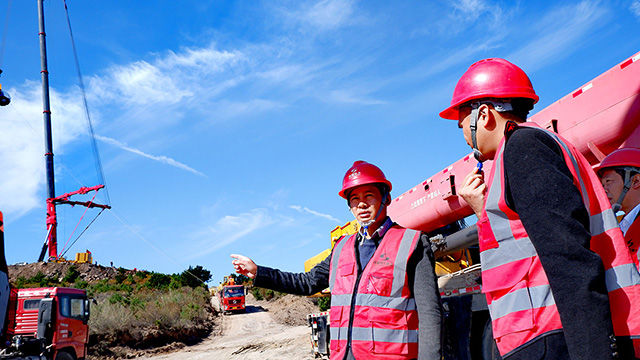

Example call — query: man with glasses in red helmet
[596,148,640,269]
[441,58,640,359]
[231,161,442,360]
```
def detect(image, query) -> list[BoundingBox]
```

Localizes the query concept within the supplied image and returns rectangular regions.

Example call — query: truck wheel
[55,350,76,360]
[481,319,501,360]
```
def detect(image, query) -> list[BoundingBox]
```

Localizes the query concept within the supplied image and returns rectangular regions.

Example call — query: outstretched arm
[230,252,332,296]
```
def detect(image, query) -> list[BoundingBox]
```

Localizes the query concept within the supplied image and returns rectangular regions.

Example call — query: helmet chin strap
[469,104,485,163]
[469,100,514,163]
[612,167,638,213]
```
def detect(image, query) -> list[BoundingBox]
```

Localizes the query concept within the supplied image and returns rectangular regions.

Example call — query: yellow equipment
[53,250,93,264]
[74,251,92,264]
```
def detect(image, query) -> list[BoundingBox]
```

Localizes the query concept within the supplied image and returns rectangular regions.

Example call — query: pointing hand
[230,254,257,279]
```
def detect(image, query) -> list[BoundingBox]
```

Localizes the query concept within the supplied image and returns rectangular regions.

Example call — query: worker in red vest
[231,161,442,360]
[442,58,640,359]
[596,148,640,268]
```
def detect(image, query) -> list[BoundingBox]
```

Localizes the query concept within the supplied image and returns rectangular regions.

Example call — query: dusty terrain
[8,262,322,359]
[137,294,318,360]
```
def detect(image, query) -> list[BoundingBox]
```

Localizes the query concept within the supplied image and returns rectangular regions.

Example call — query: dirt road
[137,296,317,360]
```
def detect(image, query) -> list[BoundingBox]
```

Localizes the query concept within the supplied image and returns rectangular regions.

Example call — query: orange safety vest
[625,216,640,358]
[328,225,420,360]
[625,214,640,269]
[477,123,640,357]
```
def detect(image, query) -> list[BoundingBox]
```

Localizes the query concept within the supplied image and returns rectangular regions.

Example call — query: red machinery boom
[388,51,640,234]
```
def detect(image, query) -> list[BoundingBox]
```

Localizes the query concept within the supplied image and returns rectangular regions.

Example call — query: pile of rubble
[8,262,123,284]
[253,293,320,326]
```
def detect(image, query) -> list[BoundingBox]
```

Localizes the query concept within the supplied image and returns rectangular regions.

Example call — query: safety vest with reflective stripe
[625,215,640,270]
[477,122,640,357]
[328,225,420,360]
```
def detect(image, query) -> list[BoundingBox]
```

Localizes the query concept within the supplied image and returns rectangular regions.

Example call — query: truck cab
[4,287,90,360]
[220,285,245,313]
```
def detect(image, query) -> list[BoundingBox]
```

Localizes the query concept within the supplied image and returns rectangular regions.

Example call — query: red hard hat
[440,58,539,120]
[339,161,392,199]
[595,148,640,174]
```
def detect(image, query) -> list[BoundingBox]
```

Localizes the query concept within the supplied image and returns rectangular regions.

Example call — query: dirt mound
[254,293,320,326]
[8,262,122,284]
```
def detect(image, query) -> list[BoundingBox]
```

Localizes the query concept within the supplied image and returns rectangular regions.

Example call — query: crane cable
[60,208,106,260]
[60,2,204,285]
[108,209,209,285]
[58,190,98,257]
[63,0,110,206]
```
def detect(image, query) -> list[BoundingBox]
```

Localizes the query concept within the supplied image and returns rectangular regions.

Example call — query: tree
[180,265,212,288]
[229,273,251,285]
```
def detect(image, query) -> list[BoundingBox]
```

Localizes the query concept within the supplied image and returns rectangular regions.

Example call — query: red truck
[219,285,246,313]
[0,213,91,360]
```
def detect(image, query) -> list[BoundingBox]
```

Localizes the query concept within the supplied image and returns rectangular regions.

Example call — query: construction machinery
[216,276,246,313]
[303,50,640,359]
[0,212,91,360]
[51,251,93,265]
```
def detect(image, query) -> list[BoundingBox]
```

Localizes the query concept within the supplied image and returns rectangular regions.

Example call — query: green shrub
[318,296,331,312]
[179,265,211,288]
[115,267,127,284]
[90,286,210,337]
[146,273,172,289]
[63,265,80,283]
[252,287,263,300]
[74,280,88,289]
[14,276,26,288]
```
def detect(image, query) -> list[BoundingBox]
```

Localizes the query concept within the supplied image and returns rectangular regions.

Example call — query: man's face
[600,169,624,206]
[348,184,384,224]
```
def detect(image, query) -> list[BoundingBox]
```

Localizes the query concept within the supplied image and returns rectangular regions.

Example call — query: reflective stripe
[331,326,418,343]
[605,262,640,292]
[481,236,536,271]
[392,229,418,297]
[591,209,620,236]
[332,293,416,311]
[487,284,555,320]
[329,235,350,290]
[484,145,515,242]
[542,128,591,210]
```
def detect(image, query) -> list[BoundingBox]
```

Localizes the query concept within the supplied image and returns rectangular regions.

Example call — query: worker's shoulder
[505,125,561,154]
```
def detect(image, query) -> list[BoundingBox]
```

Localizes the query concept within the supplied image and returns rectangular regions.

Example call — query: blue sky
[0,0,639,285]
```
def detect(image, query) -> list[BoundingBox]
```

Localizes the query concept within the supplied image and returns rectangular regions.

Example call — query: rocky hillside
[8,261,120,284]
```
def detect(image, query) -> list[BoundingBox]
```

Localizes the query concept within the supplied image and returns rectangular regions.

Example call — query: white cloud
[290,205,342,223]
[0,82,88,217]
[423,0,506,37]
[451,0,488,16]
[326,89,387,105]
[87,44,245,113]
[278,0,356,33]
[507,1,609,72]
[304,0,355,31]
[95,135,207,177]
[186,209,274,259]
[631,1,640,18]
